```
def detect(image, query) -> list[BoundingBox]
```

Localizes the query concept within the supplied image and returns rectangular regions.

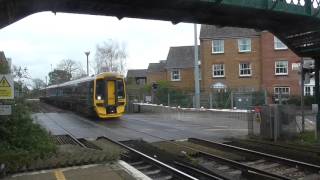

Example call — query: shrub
[0,99,56,172]
[287,95,316,107]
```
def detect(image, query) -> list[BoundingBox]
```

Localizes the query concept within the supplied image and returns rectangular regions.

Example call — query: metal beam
[1,0,320,57]
[316,58,320,141]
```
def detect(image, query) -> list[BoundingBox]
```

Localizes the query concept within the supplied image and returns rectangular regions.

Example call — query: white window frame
[274,36,288,50]
[171,69,181,81]
[212,64,225,78]
[238,38,251,52]
[305,86,311,96]
[212,39,224,54]
[275,60,288,75]
[274,87,290,96]
[239,63,252,77]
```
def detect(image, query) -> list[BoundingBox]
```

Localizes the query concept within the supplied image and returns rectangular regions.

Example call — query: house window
[212,40,224,54]
[212,64,225,77]
[171,69,181,81]
[305,86,311,96]
[275,61,288,75]
[274,36,288,50]
[238,38,251,52]
[239,63,252,76]
[274,87,290,96]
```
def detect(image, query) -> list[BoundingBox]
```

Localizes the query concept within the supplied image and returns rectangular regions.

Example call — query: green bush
[287,95,316,107]
[143,81,193,107]
[0,99,56,172]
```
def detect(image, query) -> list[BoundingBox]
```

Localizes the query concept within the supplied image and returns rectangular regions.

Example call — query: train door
[107,80,116,105]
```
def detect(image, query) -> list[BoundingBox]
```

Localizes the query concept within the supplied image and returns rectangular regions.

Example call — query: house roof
[147,61,166,72]
[166,46,199,69]
[200,25,260,39]
[127,69,147,78]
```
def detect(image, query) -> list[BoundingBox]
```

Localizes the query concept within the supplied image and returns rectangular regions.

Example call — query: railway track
[36,105,320,179]
[89,117,320,179]
[229,138,320,156]
[188,138,320,180]
[97,136,210,180]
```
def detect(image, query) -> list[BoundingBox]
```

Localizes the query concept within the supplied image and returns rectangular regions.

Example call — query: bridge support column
[315,58,320,140]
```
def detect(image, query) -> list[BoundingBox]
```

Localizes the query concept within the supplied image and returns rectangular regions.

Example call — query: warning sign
[0,74,14,99]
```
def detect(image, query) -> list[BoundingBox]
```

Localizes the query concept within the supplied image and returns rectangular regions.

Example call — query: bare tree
[94,40,127,75]
[57,59,86,79]
[32,78,46,90]
[12,65,31,97]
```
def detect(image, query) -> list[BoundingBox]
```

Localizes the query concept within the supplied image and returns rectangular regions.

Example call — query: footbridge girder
[1,0,320,57]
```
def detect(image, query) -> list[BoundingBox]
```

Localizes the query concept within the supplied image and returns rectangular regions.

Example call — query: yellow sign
[0,74,14,99]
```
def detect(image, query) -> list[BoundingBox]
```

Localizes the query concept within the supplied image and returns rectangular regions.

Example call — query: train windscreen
[96,79,105,100]
[117,80,125,99]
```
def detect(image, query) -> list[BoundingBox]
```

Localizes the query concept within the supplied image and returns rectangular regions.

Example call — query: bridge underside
[1,0,320,57]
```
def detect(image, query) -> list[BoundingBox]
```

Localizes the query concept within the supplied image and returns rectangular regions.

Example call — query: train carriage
[40,72,126,119]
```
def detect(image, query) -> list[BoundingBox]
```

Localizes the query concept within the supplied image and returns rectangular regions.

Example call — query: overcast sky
[0,12,200,82]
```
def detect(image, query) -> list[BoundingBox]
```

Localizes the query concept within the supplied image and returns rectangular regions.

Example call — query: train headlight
[97,96,102,100]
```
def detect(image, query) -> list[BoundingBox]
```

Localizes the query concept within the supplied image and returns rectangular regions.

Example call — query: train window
[117,80,125,99]
[96,79,105,100]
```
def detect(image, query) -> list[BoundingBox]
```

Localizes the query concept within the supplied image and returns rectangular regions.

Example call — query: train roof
[43,72,123,89]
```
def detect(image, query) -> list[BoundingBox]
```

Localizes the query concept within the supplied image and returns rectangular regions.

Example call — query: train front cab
[93,75,126,119]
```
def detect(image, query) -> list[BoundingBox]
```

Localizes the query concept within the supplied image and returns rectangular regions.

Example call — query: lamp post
[84,51,90,76]
[194,24,200,108]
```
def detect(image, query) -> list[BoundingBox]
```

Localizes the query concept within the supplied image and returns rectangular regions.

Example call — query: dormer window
[274,36,288,50]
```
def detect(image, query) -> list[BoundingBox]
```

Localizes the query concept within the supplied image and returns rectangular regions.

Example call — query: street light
[194,24,200,108]
[84,51,90,76]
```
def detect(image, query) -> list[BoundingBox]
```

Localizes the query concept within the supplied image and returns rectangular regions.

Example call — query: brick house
[165,46,199,91]
[126,69,147,102]
[146,60,167,84]
[199,25,262,93]
[200,25,302,103]
[0,51,10,73]
[126,69,147,86]
[260,31,301,102]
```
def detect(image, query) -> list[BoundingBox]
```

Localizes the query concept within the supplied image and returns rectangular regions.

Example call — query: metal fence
[248,104,317,141]
[127,90,267,111]
[135,103,253,136]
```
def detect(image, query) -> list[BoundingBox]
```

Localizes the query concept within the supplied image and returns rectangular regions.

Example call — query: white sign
[145,96,152,102]
[0,74,14,99]
[292,63,300,71]
[0,105,12,115]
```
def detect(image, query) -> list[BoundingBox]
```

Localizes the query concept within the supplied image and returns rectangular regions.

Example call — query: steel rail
[237,138,320,155]
[197,151,291,180]
[38,110,87,148]
[173,161,226,180]
[98,136,199,180]
[189,138,320,172]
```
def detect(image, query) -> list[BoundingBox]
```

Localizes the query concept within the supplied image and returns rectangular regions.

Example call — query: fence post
[264,89,268,105]
[230,91,234,109]
[167,93,170,107]
[192,95,195,108]
[209,92,213,109]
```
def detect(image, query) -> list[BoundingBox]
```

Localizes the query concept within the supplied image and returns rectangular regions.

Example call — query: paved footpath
[3,163,134,180]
